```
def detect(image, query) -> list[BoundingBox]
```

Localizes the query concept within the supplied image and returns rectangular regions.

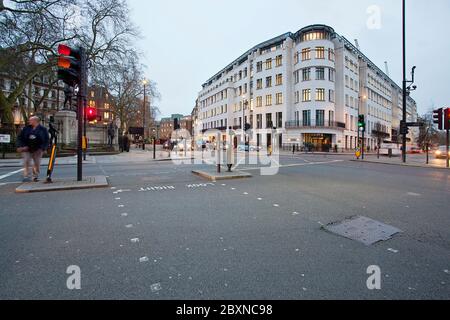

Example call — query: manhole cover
[324,216,402,246]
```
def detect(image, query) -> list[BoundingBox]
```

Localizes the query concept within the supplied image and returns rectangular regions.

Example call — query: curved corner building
[195,24,417,152]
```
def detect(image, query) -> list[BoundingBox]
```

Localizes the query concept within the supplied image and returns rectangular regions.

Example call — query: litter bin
[388,148,392,158]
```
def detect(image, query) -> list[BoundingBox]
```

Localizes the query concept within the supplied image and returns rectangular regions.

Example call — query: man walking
[17,116,49,182]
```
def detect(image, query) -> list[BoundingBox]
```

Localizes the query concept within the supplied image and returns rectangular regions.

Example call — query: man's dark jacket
[17,125,50,152]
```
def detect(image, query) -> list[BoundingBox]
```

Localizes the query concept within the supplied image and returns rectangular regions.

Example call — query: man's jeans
[23,150,43,179]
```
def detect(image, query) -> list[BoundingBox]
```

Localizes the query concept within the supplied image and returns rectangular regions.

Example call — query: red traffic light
[86,107,97,122]
[445,108,450,130]
[58,44,71,56]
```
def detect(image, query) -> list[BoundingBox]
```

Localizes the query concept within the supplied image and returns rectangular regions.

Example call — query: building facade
[0,73,65,128]
[196,25,418,151]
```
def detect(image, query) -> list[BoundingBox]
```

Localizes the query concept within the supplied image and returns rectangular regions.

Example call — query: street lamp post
[142,79,148,151]
[402,0,407,163]
[242,96,249,144]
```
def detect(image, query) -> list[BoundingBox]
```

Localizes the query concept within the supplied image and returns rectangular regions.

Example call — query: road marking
[139,186,175,192]
[273,204,279,207]
[0,169,24,181]
[186,183,215,189]
[387,248,399,253]
[121,213,128,217]
[241,160,344,171]
[130,238,140,243]
[407,192,421,197]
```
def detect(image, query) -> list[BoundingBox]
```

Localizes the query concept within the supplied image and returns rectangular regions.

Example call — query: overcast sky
[128,0,450,119]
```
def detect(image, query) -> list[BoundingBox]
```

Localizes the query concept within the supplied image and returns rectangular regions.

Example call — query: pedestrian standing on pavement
[123,132,130,152]
[16,116,49,182]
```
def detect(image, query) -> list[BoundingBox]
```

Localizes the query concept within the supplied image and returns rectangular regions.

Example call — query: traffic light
[433,108,443,130]
[400,121,409,136]
[86,107,97,122]
[358,115,366,131]
[445,108,450,130]
[57,44,82,87]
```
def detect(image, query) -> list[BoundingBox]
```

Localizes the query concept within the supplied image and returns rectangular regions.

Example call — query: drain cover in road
[324,216,402,246]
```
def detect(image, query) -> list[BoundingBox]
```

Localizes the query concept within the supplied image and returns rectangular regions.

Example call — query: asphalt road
[0,153,449,299]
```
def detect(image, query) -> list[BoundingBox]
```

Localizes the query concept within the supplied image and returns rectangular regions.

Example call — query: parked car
[237,143,262,152]
[435,146,450,159]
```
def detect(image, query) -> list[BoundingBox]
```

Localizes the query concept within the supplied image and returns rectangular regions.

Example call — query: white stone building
[196,24,418,151]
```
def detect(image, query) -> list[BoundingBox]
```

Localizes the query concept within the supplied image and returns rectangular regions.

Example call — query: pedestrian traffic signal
[358,115,366,130]
[433,108,443,130]
[57,44,81,87]
[86,107,97,122]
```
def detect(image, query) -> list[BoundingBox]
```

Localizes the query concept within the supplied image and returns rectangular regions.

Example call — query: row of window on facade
[294,47,334,64]
[368,73,392,98]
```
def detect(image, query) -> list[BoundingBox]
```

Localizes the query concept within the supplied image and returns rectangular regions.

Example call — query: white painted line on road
[292,212,299,216]
[121,213,128,217]
[118,205,125,208]
[125,224,133,228]
[115,197,121,200]
[388,248,399,253]
[243,192,248,195]
[139,256,149,263]
[273,204,279,207]
[130,238,140,243]
[407,192,422,197]
[0,168,24,181]
[241,160,344,171]
[257,198,262,201]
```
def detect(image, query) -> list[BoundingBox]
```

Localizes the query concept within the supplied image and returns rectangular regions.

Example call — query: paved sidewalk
[352,156,449,169]
[0,155,96,168]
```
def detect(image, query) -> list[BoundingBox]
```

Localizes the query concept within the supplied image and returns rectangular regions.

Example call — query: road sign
[0,134,11,144]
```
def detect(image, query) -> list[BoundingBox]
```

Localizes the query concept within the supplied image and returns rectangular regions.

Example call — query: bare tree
[91,49,160,135]
[417,109,441,150]
[0,0,139,127]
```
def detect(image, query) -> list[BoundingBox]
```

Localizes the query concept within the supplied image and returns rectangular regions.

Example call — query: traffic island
[15,176,109,193]
[192,169,252,181]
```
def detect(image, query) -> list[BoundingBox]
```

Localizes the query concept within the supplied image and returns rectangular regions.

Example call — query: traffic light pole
[357,126,360,158]
[401,0,408,163]
[77,47,87,182]
[362,128,365,160]
[83,99,87,161]
[447,129,449,168]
